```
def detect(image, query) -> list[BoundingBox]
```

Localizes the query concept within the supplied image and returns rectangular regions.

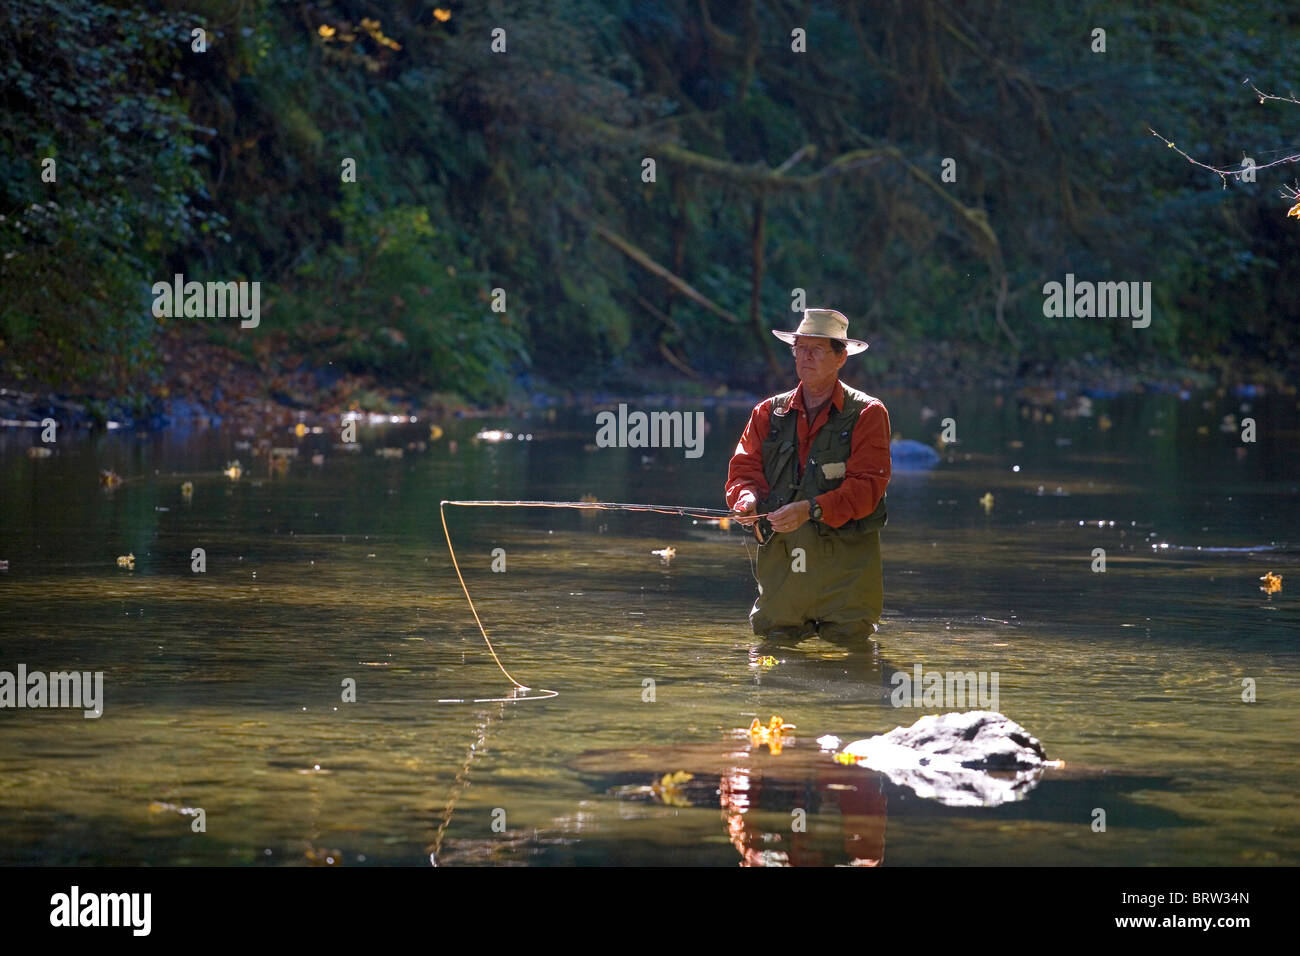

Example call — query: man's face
[792,335,847,390]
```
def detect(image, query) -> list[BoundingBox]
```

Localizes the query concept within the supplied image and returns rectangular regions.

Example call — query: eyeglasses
[791,344,834,358]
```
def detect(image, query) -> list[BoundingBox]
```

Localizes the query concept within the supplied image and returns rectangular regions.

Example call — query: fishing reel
[733,509,774,545]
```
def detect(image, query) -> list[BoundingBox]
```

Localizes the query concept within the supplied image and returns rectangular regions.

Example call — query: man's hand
[768,499,812,534]
[732,491,759,527]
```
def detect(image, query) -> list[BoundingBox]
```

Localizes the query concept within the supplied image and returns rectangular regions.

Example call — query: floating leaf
[651,770,694,807]
[1260,571,1283,595]
[745,714,795,754]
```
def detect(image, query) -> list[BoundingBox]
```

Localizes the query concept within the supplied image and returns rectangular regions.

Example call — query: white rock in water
[839,711,1051,808]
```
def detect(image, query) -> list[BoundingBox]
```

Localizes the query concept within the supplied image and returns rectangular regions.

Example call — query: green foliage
[274,189,526,402]
[3,0,1299,404]
[0,0,226,389]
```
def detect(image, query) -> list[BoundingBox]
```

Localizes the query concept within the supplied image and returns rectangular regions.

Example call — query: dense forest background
[2,0,1299,410]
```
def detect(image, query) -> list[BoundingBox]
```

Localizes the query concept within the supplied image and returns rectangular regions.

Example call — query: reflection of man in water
[719,753,887,866]
[726,309,892,647]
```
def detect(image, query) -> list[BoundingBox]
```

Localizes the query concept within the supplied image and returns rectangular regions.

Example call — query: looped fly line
[439,498,771,702]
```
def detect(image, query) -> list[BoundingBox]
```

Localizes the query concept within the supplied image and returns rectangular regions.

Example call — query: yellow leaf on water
[1260,571,1283,595]
[744,714,795,754]
[1288,202,1300,219]
[434,8,452,22]
[651,770,694,806]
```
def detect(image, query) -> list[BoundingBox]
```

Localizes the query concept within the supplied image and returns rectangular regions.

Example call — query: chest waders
[750,385,888,643]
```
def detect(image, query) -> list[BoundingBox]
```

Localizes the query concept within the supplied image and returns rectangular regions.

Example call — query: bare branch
[773,144,815,175]
[566,206,743,325]
[1245,78,1300,108]
[1148,127,1300,188]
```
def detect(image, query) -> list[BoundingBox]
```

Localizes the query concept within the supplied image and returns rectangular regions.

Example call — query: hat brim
[772,330,869,355]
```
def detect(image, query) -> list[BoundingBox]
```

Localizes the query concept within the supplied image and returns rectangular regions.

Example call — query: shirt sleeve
[816,400,891,528]
[724,399,773,510]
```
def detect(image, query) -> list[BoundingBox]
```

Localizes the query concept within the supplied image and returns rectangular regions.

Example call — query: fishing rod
[442,499,745,519]
[438,498,776,700]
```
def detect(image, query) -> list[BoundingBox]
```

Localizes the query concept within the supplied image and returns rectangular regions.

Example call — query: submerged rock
[889,438,941,470]
[841,711,1053,808]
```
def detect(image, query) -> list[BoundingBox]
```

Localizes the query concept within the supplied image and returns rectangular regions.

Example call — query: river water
[1,387,1297,865]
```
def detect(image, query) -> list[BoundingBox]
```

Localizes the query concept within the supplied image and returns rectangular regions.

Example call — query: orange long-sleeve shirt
[724,380,891,529]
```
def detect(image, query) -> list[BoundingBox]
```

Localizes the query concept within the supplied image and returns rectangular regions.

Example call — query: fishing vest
[757,383,888,537]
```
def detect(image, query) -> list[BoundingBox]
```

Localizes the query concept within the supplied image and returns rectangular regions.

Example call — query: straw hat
[771,308,869,355]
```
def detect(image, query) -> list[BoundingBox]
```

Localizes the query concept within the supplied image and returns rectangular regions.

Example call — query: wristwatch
[809,499,823,522]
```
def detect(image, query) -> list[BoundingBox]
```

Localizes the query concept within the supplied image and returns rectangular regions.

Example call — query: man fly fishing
[725,309,892,648]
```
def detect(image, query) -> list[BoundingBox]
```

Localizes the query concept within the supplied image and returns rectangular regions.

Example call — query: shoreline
[0,326,1290,435]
